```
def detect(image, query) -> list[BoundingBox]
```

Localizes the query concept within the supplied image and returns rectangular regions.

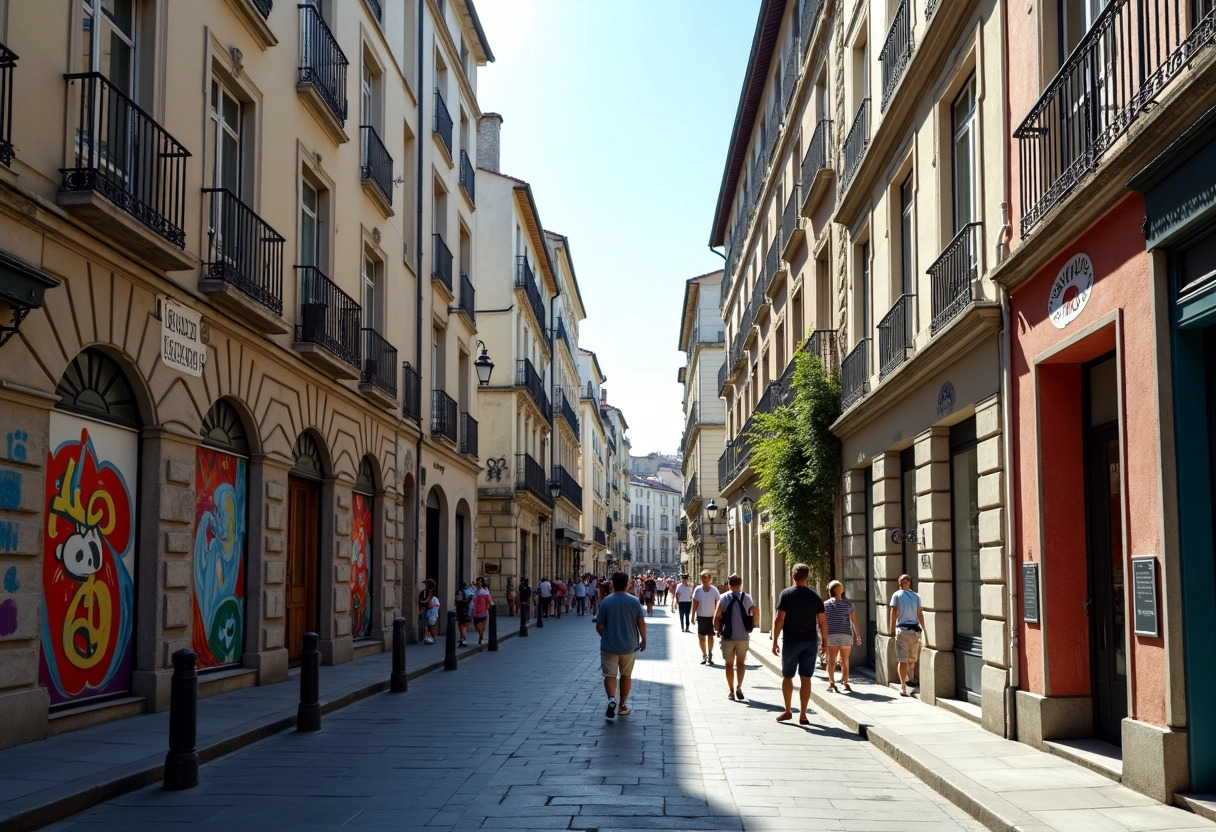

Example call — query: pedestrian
[454,583,471,647]
[518,577,532,621]
[574,574,589,616]
[471,577,493,644]
[417,580,432,643]
[555,578,566,616]
[422,580,441,645]
[672,573,693,632]
[539,576,552,617]
[691,570,721,665]
[713,573,756,702]
[594,571,646,719]
[506,583,517,617]
[643,573,657,616]
[771,563,828,724]
[889,574,925,697]
[824,580,861,693]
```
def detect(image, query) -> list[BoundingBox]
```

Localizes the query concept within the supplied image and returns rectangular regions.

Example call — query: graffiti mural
[350,493,372,639]
[192,448,247,668]
[40,413,137,706]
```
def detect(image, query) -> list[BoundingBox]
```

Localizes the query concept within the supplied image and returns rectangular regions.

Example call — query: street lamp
[536,513,548,628]
[474,340,494,386]
[700,498,720,574]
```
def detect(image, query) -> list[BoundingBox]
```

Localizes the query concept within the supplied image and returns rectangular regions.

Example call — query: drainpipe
[412,0,425,632]
[708,245,726,260]
[548,275,559,576]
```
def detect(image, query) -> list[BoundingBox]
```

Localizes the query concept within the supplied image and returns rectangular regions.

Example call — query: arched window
[292,432,324,479]
[56,348,140,425]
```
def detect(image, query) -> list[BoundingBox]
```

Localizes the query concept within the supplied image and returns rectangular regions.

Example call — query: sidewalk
[748,634,1215,832]
[0,621,530,832]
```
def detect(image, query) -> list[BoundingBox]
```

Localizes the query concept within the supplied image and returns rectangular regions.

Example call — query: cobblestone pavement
[46,607,981,831]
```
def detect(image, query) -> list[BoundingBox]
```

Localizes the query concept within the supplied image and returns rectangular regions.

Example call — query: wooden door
[286,477,320,661]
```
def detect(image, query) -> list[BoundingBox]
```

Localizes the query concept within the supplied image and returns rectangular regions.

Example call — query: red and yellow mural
[350,493,372,639]
[192,448,247,668]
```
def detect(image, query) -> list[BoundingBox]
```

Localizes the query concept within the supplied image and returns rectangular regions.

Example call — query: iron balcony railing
[431,232,453,292]
[784,38,800,112]
[457,271,475,321]
[295,266,361,368]
[63,72,190,247]
[802,119,832,203]
[929,223,981,334]
[459,149,476,204]
[594,527,607,546]
[926,0,940,18]
[555,317,575,359]
[800,0,822,53]
[717,434,752,492]
[560,390,579,436]
[552,464,582,507]
[684,474,698,507]
[1014,0,1216,237]
[514,256,546,331]
[360,328,397,397]
[718,361,729,393]
[782,182,801,251]
[252,0,273,17]
[805,329,839,375]
[363,0,382,22]
[730,328,745,369]
[841,338,870,410]
[0,43,15,166]
[433,88,453,155]
[880,0,914,112]
[516,453,553,506]
[459,412,477,457]
[768,98,782,164]
[516,358,551,420]
[878,294,915,379]
[202,188,285,316]
[402,362,422,422]
[607,516,614,535]
[684,402,699,445]
[841,99,870,193]
[431,389,458,443]
[298,4,348,125]
[360,125,392,206]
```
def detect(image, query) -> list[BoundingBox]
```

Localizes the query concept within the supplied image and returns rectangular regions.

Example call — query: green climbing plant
[746,343,842,577]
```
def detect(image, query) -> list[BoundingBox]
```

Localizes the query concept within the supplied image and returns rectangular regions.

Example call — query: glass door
[951,419,983,703]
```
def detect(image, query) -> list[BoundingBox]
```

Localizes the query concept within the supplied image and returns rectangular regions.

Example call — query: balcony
[594,527,607,547]
[783,39,800,114]
[293,266,361,378]
[552,464,582,508]
[516,358,551,421]
[514,256,546,332]
[459,149,476,206]
[801,118,833,214]
[926,0,940,18]
[763,239,782,302]
[61,72,192,269]
[841,99,870,193]
[684,474,700,510]
[516,453,554,506]
[718,362,729,395]
[841,339,870,410]
[431,389,458,444]
[433,88,453,159]
[800,0,823,55]
[431,232,453,294]
[0,43,15,166]
[363,0,381,22]
[805,329,839,375]
[781,182,804,260]
[717,435,752,493]
[456,271,475,323]
[878,294,915,378]
[459,412,478,457]
[555,317,575,361]
[929,223,981,335]
[402,362,422,423]
[297,4,348,142]
[683,402,699,447]
[560,390,580,437]
[200,188,287,333]
[359,125,393,213]
[880,0,914,112]
[252,0,273,17]
[1013,0,1216,237]
[359,327,397,406]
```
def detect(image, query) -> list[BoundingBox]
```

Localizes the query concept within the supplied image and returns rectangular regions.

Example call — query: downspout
[548,277,560,575]
[412,0,425,637]
[709,245,726,260]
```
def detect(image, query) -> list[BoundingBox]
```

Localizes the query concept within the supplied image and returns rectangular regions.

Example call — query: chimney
[600,388,608,407]
[477,113,503,174]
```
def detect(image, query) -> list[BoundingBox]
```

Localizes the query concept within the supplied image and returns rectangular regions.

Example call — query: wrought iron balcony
[457,271,475,322]
[360,327,397,398]
[878,294,915,378]
[801,118,832,208]
[295,266,361,369]
[594,527,607,547]
[516,358,551,420]
[880,0,913,112]
[1014,0,1215,237]
[298,4,348,125]
[402,362,422,422]
[800,0,822,53]
[781,182,803,257]
[363,0,381,22]
[678,520,688,542]
[514,256,546,331]
[555,317,575,359]
[0,43,15,166]
[459,412,478,457]
[841,99,870,192]
[783,38,800,113]
[252,0,273,18]
[684,474,699,508]
[718,361,729,394]
[841,338,870,410]
[431,232,453,292]
[62,72,190,248]
[433,88,453,156]
[684,401,699,445]
[431,389,458,443]
[516,453,553,506]
[552,464,582,507]
[929,223,981,334]
[560,390,579,436]
[459,149,476,205]
[360,125,393,207]
[805,329,839,375]
[926,0,940,18]
[202,188,285,316]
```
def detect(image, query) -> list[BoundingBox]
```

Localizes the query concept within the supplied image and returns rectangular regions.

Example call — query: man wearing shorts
[594,571,646,719]
[889,574,925,697]
[672,574,693,632]
[713,574,756,702]
[643,573,657,616]
[771,563,828,724]
[690,571,721,665]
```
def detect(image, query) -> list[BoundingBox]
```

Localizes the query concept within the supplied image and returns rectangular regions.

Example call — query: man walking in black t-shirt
[771,563,828,724]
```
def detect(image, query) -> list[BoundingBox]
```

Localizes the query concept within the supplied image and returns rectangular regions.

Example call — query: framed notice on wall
[1022,563,1040,624]
[1131,556,1160,637]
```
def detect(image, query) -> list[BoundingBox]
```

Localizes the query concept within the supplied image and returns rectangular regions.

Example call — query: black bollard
[297,632,321,732]
[163,649,199,790]
[555,593,562,619]
[390,617,408,693]
[536,594,544,629]
[519,602,529,637]
[444,611,458,670]
[488,606,499,651]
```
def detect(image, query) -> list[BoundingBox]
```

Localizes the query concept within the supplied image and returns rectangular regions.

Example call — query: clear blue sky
[475,0,760,456]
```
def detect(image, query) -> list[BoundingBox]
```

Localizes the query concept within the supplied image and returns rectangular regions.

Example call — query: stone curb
[0,629,524,832]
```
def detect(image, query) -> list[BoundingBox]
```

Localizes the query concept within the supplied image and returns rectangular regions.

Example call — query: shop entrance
[286,477,320,661]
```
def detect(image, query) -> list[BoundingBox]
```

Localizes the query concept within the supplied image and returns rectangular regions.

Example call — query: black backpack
[720,592,754,639]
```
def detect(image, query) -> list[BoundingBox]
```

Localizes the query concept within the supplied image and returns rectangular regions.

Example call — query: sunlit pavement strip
[44,609,980,831]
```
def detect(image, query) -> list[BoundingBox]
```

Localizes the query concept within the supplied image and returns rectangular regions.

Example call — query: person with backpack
[713,573,756,702]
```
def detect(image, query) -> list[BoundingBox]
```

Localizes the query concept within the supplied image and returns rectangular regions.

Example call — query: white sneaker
[605,698,616,719]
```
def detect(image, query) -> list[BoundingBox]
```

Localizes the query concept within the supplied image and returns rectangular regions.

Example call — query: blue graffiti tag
[2,566,17,593]
[0,522,16,553]
[0,470,20,510]
[5,431,28,463]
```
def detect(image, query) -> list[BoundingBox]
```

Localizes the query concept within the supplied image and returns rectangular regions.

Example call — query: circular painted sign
[1048,253,1094,329]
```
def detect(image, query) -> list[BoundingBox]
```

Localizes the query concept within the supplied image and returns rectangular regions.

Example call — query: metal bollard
[444,610,458,670]
[163,649,199,790]
[390,617,408,693]
[519,602,529,637]
[536,594,544,629]
[297,632,321,732]
[488,606,499,651]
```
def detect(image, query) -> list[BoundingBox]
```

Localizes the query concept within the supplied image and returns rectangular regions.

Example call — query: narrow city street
[45,610,979,831]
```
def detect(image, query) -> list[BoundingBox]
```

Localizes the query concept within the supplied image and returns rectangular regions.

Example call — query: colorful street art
[40,414,137,706]
[192,448,247,668]
[350,493,372,639]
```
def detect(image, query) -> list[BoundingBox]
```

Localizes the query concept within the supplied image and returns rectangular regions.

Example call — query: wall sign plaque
[1022,563,1040,623]
[1131,556,1159,637]
[1048,253,1094,329]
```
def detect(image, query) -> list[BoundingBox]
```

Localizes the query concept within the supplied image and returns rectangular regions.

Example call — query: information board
[1131,556,1159,637]
[1022,563,1040,624]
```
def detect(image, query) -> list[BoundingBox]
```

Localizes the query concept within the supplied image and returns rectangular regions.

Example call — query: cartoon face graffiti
[57,525,103,581]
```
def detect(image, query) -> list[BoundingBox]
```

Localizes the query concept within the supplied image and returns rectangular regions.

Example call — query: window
[361,59,378,129]
[952,76,977,233]
[362,253,380,329]
[82,0,136,94]
[661,515,669,531]
[300,179,327,267]
[210,79,242,194]
[900,173,914,294]
[858,241,871,336]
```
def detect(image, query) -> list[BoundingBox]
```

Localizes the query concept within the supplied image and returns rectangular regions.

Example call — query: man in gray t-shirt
[713,574,756,702]
[594,572,646,719]
[888,574,925,697]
